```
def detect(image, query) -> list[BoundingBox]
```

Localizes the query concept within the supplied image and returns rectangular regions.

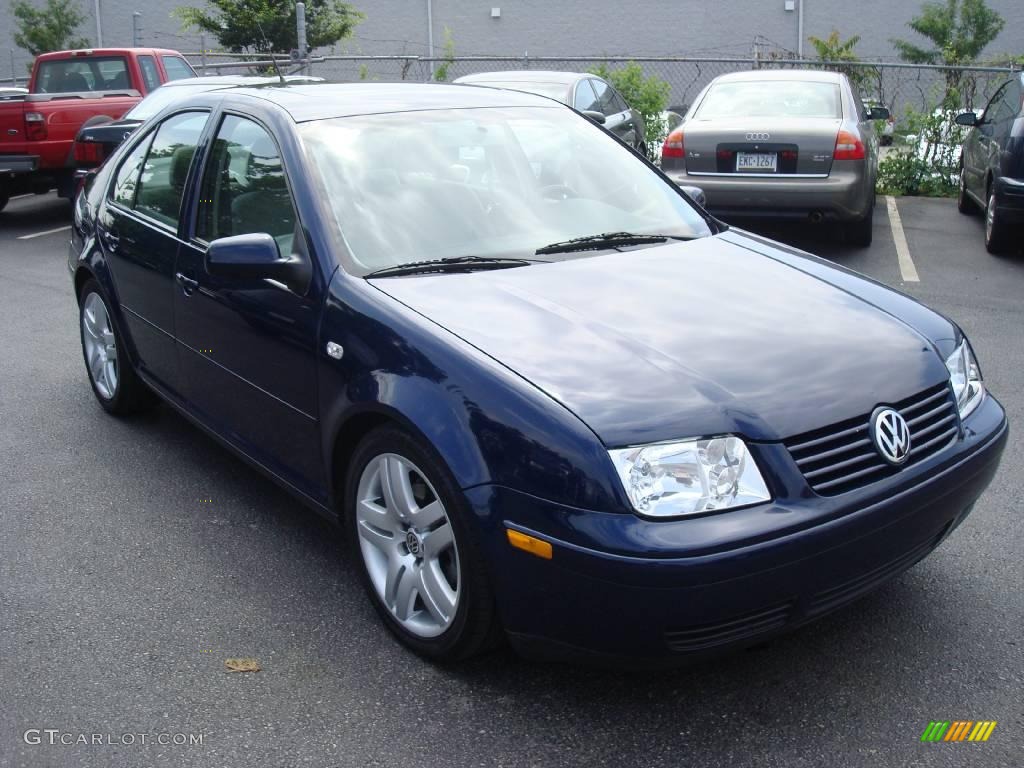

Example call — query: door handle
[102,230,120,252]
[175,272,199,296]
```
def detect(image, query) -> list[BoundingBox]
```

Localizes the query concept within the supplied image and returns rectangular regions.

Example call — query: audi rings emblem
[745,132,770,141]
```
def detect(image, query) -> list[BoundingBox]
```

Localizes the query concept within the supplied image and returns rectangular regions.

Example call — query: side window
[134,111,208,228]
[138,56,160,92]
[161,56,196,82]
[590,79,616,116]
[196,116,297,255]
[610,88,629,114]
[574,79,599,112]
[980,83,1009,128]
[111,134,154,208]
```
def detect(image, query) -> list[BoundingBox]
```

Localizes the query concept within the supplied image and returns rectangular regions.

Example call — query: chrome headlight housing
[945,340,984,418]
[608,436,771,518]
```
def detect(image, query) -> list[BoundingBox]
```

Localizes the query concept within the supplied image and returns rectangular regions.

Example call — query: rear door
[97,110,209,394]
[682,78,843,177]
[590,78,631,143]
[174,112,324,499]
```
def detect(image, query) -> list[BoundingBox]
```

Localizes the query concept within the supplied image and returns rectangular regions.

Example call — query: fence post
[296,2,308,75]
[200,34,207,75]
[9,49,15,85]
[132,12,140,47]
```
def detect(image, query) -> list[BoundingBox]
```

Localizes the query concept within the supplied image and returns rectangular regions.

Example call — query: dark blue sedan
[69,82,1007,663]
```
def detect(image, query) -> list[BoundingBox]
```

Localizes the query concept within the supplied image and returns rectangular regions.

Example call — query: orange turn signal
[506,529,553,560]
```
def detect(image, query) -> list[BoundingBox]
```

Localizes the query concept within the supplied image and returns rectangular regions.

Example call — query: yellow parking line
[885,195,920,283]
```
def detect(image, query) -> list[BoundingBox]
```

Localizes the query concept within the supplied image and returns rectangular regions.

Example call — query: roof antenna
[255,20,286,84]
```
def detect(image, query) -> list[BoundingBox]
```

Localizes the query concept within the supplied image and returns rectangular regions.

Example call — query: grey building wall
[3,0,1023,83]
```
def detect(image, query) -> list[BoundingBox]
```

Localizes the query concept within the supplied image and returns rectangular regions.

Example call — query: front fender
[318,271,627,514]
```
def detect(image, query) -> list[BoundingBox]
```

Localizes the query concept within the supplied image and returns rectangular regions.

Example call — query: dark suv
[956,73,1024,253]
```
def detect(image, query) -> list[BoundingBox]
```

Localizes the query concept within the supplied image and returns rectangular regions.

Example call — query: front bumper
[468,393,1007,663]
[665,160,873,222]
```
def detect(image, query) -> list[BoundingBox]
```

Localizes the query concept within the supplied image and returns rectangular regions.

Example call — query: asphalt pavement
[1,192,1021,767]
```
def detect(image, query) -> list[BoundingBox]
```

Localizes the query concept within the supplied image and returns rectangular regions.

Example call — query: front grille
[664,602,793,653]
[785,383,959,496]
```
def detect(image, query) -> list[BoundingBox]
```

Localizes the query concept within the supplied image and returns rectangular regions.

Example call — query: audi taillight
[833,129,865,160]
[24,111,47,141]
[662,127,684,159]
[73,141,103,165]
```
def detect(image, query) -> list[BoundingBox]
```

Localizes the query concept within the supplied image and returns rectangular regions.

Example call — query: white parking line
[885,195,920,283]
[16,225,71,240]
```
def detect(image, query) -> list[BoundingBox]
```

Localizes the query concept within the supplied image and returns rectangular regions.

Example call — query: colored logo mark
[920,721,997,742]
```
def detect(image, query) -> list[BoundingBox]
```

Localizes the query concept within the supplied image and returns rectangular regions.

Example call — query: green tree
[589,61,671,154]
[807,29,871,91]
[892,0,1005,103]
[173,0,362,54]
[11,0,90,59]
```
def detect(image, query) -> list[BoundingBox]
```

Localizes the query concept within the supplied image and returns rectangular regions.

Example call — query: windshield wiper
[535,231,695,256]
[364,255,540,278]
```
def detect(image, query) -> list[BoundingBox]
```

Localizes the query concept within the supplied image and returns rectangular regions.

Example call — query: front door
[174,113,325,500]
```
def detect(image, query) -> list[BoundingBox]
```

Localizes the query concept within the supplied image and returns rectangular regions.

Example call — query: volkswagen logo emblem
[405,529,423,558]
[870,407,911,465]
[745,132,770,141]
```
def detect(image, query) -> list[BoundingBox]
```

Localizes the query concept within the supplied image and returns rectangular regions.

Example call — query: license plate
[736,152,777,172]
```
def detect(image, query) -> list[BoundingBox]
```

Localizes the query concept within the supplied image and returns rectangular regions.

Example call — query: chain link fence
[185,53,1018,120]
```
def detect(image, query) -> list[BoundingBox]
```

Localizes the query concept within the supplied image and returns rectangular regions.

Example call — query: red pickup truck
[0,48,195,211]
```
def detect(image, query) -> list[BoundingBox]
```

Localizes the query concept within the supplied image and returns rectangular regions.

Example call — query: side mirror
[868,106,890,121]
[580,110,606,125]
[954,111,979,127]
[206,232,311,293]
[679,185,706,207]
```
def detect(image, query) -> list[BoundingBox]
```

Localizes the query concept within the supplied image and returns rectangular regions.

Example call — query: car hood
[370,231,951,447]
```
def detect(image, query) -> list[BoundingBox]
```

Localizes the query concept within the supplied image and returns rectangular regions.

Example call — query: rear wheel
[957,166,975,215]
[78,279,157,414]
[345,426,500,661]
[845,204,874,247]
[985,188,1011,255]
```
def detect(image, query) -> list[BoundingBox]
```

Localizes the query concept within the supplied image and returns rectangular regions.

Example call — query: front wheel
[79,279,157,414]
[345,426,499,661]
[985,191,1011,255]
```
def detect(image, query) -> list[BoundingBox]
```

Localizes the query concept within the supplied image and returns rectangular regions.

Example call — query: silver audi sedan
[661,70,887,246]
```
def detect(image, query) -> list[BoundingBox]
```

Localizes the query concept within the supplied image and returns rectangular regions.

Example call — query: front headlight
[945,340,984,418]
[608,436,771,518]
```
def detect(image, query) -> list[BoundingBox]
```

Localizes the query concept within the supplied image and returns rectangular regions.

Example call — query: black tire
[957,166,975,215]
[984,188,1012,255]
[845,204,874,247]
[78,279,158,414]
[344,425,500,662]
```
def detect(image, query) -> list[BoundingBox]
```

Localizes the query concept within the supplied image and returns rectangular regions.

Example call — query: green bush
[876,107,967,196]
[588,61,671,155]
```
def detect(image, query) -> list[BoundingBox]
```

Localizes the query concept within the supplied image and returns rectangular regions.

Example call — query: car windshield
[125,83,225,121]
[301,106,711,276]
[468,81,569,102]
[696,80,842,119]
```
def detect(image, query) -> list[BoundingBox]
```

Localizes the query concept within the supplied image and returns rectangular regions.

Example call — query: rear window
[36,56,131,93]
[696,81,842,119]
[161,56,195,82]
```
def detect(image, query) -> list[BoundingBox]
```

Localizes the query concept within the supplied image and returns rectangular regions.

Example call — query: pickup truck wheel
[79,279,158,414]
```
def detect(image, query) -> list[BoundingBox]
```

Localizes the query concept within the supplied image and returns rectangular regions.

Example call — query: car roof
[455,71,585,85]
[218,81,562,122]
[159,75,318,88]
[35,48,185,60]
[712,69,845,84]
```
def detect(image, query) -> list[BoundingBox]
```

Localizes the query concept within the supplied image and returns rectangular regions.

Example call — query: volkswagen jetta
[69,82,1006,664]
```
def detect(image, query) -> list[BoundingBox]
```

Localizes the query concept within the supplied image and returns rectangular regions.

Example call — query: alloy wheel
[81,292,118,400]
[355,453,461,638]
[986,193,996,242]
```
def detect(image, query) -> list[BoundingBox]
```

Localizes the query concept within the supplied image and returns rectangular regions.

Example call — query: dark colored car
[454,70,647,154]
[69,82,1006,664]
[72,75,323,169]
[955,72,1024,254]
